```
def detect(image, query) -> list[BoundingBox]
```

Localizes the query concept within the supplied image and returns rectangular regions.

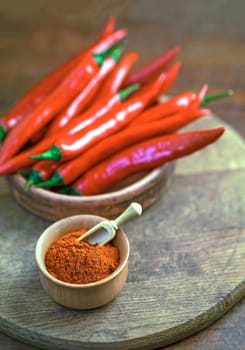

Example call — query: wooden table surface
[0,1,244,349]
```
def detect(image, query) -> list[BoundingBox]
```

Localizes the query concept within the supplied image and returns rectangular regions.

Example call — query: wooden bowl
[7,162,175,221]
[35,214,130,310]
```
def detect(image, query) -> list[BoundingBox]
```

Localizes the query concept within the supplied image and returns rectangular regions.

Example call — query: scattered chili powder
[45,229,120,284]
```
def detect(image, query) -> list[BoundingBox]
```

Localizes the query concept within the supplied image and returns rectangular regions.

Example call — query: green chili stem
[109,46,123,62]
[35,172,64,188]
[0,125,7,142]
[58,186,81,196]
[118,83,140,101]
[201,89,233,107]
[93,41,124,66]
[24,170,43,191]
[29,145,62,161]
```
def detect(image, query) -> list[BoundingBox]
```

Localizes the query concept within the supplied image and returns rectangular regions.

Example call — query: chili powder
[45,230,120,284]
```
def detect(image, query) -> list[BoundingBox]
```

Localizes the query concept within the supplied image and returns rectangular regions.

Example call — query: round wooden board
[0,116,244,350]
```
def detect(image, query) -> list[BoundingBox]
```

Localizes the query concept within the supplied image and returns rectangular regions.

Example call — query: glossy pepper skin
[131,91,196,125]
[124,46,180,86]
[0,29,127,163]
[31,72,169,162]
[45,46,123,135]
[132,84,208,125]
[35,106,209,189]
[47,82,140,138]
[0,16,117,142]
[99,52,139,97]
[71,127,225,195]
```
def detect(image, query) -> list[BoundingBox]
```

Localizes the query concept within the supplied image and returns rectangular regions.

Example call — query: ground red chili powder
[45,229,120,284]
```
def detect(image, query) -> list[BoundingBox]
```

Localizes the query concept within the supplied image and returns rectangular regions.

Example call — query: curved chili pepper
[70,127,225,195]
[0,84,139,175]
[0,17,118,142]
[99,52,139,97]
[30,72,168,161]
[35,106,209,189]
[24,160,59,190]
[46,45,123,135]
[0,30,127,163]
[124,46,180,86]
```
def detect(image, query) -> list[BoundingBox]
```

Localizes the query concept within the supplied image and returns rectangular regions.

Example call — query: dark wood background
[0,1,244,349]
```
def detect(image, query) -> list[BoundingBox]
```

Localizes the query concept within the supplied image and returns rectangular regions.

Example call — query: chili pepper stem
[58,186,80,196]
[30,145,62,161]
[109,46,123,62]
[93,41,125,66]
[201,89,234,107]
[118,83,140,100]
[0,125,6,142]
[35,172,64,188]
[24,170,43,190]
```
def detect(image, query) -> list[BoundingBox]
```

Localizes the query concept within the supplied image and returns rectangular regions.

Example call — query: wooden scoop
[76,202,142,245]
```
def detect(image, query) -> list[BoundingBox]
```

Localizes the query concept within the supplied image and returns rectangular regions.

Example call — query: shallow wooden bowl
[35,214,130,310]
[7,162,175,221]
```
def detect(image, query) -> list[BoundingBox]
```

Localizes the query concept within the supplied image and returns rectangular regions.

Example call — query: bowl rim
[35,214,130,289]
[9,164,167,202]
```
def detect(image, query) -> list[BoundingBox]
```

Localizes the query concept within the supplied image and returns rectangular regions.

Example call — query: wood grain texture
[0,1,244,349]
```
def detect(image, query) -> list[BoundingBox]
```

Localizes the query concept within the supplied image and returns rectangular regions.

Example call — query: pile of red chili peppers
[0,16,232,195]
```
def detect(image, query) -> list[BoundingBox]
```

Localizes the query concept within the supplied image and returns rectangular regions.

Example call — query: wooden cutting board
[0,116,244,350]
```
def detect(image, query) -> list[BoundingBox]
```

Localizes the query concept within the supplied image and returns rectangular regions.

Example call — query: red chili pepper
[45,45,123,135]
[131,91,196,125]
[0,29,127,163]
[70,127,225,195]
[0,84,139,175]
[0,17,118,142]
[99,52,139,97]
[30,72,168,161]
[124,46,180,86]
[35,106,209,189]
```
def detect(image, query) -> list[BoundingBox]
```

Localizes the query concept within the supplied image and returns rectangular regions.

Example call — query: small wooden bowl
[35,214,130,310]
[7,162,174,221]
